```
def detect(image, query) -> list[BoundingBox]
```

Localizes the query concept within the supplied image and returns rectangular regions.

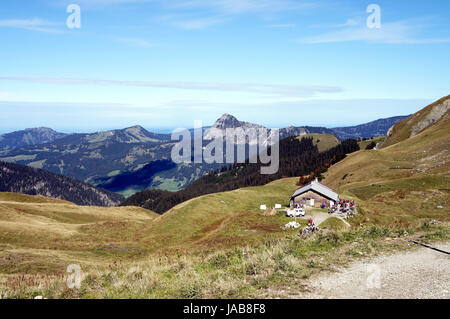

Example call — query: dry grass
[1,221,447,299]
[0,189,448,299]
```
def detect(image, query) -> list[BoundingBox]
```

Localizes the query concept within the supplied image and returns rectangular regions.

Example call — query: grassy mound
[144,183,301,252]
[298,134,340,152]
[320,217,349,231]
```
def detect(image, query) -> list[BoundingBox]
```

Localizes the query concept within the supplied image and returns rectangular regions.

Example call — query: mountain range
[0,114,409,195]
[0,126,174,190]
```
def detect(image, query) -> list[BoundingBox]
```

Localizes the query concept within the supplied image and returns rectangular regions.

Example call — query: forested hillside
[0,161,124,206]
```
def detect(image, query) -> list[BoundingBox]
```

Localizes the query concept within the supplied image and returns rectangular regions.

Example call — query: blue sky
[0,0,449,133]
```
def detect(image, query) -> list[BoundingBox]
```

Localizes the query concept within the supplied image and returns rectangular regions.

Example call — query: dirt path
[297,241,450,299]
[302,211,351,228]
[303,211,329,226]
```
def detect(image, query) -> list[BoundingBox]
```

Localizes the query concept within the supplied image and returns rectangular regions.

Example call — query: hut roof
[291,178,339,202]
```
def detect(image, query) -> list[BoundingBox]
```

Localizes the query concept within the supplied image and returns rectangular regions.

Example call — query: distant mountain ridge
[78,125,170,144]
[205,113,406,143]
[0,161,124,206]
[0,127,66,150]
[0,126,174,185]
[0,113,413,195]
[331,116,410,141]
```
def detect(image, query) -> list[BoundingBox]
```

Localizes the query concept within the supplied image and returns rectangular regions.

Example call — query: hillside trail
[303,211,350,228]
[284,241,450,299]
[303,211,328,226]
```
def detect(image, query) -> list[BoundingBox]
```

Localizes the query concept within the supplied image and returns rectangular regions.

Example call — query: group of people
[329,199,355,215]
[300,218,320,236]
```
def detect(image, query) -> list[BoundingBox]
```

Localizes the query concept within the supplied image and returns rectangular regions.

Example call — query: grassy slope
[0,193,158,274]
[142,180,302,252]
[319,217,348,231]
[0,179,304,272]
[0,180,323,299]
[0,192,73,204]
[381,95,449,148]
[297,134,340,152]
[323,110,450,227]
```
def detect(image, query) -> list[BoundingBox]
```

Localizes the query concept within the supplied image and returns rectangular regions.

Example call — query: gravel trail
[299,241,450,299]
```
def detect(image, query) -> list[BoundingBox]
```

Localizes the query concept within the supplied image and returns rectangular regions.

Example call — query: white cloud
[169,16,227,30]
[115,37,156,47]
[0,76,342,98]
[299,21,450,44]
[167,0,315,14]
[0,98,429,131]
[333,18,359,28]
[0,91,23,101]
[266,23,296,28]
[0,18,62,33]
[56,0,152,8]
[160,0,315,30]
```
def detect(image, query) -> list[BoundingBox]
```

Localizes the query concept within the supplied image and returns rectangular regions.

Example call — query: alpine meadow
[0,0,448,309]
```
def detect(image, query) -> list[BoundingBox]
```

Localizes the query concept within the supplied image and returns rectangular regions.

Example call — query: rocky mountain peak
[204,114,268,143]
[24,127,57,133]
[123,125,148,134]
[213,114,242,129]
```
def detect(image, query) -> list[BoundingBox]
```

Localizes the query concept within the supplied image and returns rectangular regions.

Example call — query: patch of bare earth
[297,241,450,299]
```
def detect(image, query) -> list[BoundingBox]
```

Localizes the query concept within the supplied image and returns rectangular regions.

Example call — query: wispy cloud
[56,0,152,8]
[160,0,316,30]
[310,18,362,29]
[300,20,450,44]
[0,91,23,101]
[0,98,429,131]
[0,18,62,33]
[115,37,156,47]
[0,76,342,98]
[161,15,227,30]
[333,18,360,28]
[266,23,296,28]
[166,0,315,14]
